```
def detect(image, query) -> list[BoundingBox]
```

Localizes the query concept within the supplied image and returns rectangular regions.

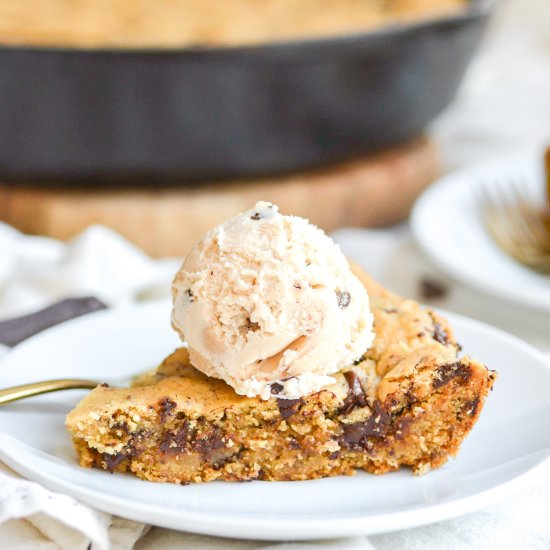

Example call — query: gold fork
[480,149,550,274]
[0,378,100,406]
[0,369,153,406]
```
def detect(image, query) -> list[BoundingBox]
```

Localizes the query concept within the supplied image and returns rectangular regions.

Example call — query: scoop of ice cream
[171,201,374,400]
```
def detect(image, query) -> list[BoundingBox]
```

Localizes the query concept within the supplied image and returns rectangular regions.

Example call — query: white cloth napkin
[1,221,549,550]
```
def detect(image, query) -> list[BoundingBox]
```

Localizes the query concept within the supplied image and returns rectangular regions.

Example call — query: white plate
[411,152,550,311]
[0,302,549,540]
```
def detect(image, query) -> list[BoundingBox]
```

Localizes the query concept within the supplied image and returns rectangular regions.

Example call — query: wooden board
[0,137,438,257]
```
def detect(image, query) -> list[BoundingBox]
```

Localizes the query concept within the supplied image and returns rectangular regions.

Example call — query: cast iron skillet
[0,0,493,184]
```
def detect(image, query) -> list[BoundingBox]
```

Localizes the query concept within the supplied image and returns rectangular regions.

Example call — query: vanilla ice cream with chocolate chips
[172,201,374,400]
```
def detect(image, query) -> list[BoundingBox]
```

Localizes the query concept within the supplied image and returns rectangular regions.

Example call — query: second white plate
[411,152,550,311]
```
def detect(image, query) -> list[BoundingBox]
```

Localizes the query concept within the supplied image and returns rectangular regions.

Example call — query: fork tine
[480,183,524,258]
[479,178,550,274]
[498,181,546,254]
[499,184,539,251]
[509,182,550,253]
[483,183,529,251]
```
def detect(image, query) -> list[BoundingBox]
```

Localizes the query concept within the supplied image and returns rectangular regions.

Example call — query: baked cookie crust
[66,267,496,482]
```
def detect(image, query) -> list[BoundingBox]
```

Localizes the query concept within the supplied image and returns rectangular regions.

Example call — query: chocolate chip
[270,382,284,395]
[341,424,366,447]
[340,371,368,414]
[328,451,340,460]
[433,322,450,346]
[394,416,413,440]
[111,421,129,434]
[288,438,300,450]
[194,429,226,458]
[353,354,366,366]
[277,398,302,419]
[211,457,229,471]
[419,277,448,300]
[103,452,128,473]
[384,308,398,314]
[160,421,192,454]
[186,289,195,303]
[340,401,391,449]
[344,371,362,391]
[250,212,261,220]
[433,362,472,389]
[158,397,177,423]
[336,290,351,309]
[404,387,419,405]
[463,397,480,417]
[160,421,226,459]
[102,440,137,473]
[99,382,109,388]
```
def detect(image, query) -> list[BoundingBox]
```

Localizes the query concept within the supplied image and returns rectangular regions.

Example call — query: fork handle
[0,379,99,406]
